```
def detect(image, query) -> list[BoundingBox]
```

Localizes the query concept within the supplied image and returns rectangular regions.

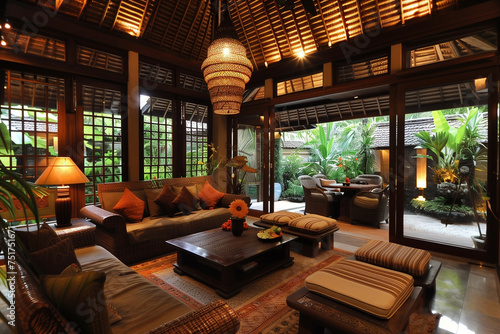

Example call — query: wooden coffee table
[167,226,297,298]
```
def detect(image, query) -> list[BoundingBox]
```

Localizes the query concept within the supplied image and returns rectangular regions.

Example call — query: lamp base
[55,196,72,227]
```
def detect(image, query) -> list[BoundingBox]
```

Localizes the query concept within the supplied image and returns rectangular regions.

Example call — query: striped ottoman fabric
[305,260,414,319]
[259,211,303,226]
[355,239,431,277]
[288,214,338,234]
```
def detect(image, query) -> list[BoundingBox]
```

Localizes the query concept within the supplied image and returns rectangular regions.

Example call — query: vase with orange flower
[228,199,249,236]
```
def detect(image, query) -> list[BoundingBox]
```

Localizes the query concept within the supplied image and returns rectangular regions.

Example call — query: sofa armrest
[146,300,240,334]
[219,193,251,207]
[80,205,126,229]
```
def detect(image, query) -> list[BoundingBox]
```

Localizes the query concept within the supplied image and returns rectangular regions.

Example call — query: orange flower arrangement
[228,199,249,218]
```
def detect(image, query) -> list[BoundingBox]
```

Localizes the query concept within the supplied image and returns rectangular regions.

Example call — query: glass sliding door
[402,78,490,253]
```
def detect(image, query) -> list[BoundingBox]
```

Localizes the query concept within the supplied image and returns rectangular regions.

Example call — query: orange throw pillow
[199,181,225,209]
[173,186,197,214]
[113,188,145,223]
[154,184,179,217]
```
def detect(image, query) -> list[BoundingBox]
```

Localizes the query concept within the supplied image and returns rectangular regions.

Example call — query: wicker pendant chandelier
[202,15,252,115]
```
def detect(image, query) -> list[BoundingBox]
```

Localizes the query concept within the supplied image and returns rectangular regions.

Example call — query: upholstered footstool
[255,213,339,257]
[287,260,423,333]
[354,239,441,290]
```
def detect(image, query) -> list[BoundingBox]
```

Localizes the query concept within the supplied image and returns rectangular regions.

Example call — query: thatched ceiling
[10,0,478,71]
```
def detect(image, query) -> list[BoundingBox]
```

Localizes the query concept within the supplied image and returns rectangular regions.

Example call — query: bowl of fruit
[257,225,283,240]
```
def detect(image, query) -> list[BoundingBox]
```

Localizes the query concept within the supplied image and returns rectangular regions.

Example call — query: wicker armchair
[350,185,390,228]
[312,174,341,193]
[299,175,342,218]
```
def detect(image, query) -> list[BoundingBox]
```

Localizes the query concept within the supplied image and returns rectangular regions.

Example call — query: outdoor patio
[250,199,485,249]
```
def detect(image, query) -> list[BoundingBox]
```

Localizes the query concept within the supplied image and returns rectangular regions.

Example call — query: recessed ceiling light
[298,50,305,58]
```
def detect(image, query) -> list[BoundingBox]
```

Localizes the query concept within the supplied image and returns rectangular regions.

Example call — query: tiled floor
[251,214,500,334]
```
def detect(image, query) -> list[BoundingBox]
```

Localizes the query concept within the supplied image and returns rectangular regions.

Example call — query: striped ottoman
[259,211,303,226]
[305,260,414,319]
[288,214,338,234]
[354,240,431,277]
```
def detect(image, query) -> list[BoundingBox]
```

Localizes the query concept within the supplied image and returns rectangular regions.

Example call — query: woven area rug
[131,245,351,333]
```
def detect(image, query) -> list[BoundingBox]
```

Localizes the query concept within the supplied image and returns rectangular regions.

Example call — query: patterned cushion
[113,188,145,223]
[355,240,431,277]
[41,270,111,334]
[288,214,338,234]
[153,185,179,217]
[260,211,303,226]
[306,260,414,319]
[31,238,81,275]
[198,181,225,209]
[16,222,61,252]
[353,196,379,209]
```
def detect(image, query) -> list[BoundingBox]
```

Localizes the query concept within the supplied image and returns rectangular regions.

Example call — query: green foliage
[357,120,375,174]
[410,196,475,216]
[281,179,304,198]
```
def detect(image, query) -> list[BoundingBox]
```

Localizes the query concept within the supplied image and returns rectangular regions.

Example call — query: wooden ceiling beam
[100,0,113,27]
[263,0,283,60]
[142,0,163,39]
[159,0,182,47]
[243,0,266,67]
[272,0,293,57]
[232,0,258,70]
[181,0,207,54]
[172,0,194,49]
[194,1,212,60]
[337,1,349,41]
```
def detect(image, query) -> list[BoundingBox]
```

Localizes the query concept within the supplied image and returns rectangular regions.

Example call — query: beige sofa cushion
[126,207,232,245]
[306,260,414,319]
[260,211,303,226]
[76,246,192,333]
[288,214,338,234]
[355,240,431,277]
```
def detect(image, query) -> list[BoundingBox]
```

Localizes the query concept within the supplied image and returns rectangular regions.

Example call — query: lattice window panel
[82,86,123,204]
[142,96,174,180]
[185,102,208,177]
[0,71,62,181]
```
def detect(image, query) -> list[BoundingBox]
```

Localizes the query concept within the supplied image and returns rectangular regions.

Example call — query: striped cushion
[355,240,431,277]
[288,214,337,234]
[306,260,414,319]
[260,211,303,226]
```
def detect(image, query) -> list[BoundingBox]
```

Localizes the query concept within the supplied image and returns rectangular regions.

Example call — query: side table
[53,218,96,249]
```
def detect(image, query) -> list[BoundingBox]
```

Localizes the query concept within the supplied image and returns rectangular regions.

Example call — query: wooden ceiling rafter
[298,1,319,51]
[171,0,195,51]
[99,0,114,28]
[271,0,294,58]
[337,0,349,41]
[242,0,267,68]
[159,0,182,47]
[180,0,207,54]
[263,0,283,61]
[194,2,213,60]
[230,0,258,71]
[141,0,162,39]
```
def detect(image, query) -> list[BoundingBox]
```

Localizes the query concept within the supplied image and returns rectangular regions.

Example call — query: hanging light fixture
[202,10,252,115]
